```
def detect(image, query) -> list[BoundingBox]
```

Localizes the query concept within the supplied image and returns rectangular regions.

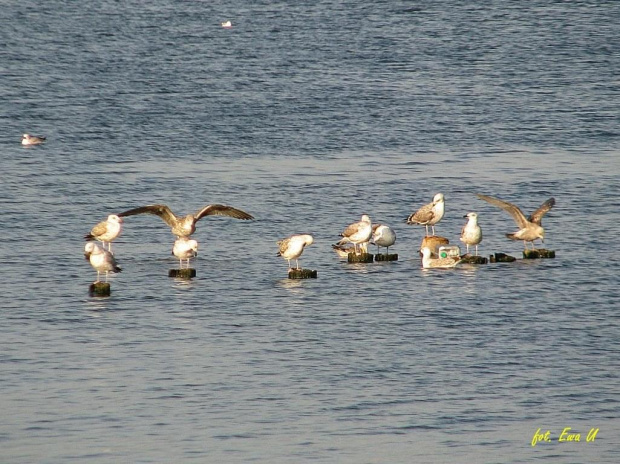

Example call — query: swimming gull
[22,134,46,145]
[221,20,232,28]
[477,194,555,249]
[118,203,254,238]
[460,212,482,255]
[406,193,445,236]
[277,234,314,270]
[172,237,198,268]
[371,223,396,255]
[335,214,372,255]
[84,242,122,282]
[85,214,123,253]
[420,246,461,269]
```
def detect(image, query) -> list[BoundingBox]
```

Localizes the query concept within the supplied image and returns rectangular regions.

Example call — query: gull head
[433,193,445,205]
[360,214,371,223]
[108,214,123,224]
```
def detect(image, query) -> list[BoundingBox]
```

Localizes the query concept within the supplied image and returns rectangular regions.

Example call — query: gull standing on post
[406,193,445,236]
[85,214,123,253]
[172,237,198,268]
[118,203,254,238]
[84,242,122,282]
[335,214,372,255]
[476,194,555,250]
[371,224,396,255]
[460,212,482,255]
[276,234,314,270]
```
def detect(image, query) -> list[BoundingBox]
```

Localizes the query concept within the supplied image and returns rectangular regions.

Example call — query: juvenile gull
[371,223,396,255]
[335,214,372,255]
[172,237,198,268]
[85,214,123,253]
[118,203,254,238]
[84,242,121,282]
[460,212,482,255]
[406,193,445,236]
[477,194,555,249]
[22,134,46,145]
[420,246,461,269]
[277,234,314,270]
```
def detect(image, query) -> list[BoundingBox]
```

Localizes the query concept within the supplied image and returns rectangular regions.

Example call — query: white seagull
[172,237,198,268]
[335,214,372,255]
[22,134,46,145]
[406,193,445,236]
[420,246,461,269]
[118,203,254,238]
[84,242,122,282]
[277,234,314,270]
[477,194,555,249]
[221,20,232,28]
[85,214,123,252]
[371,224,396,255]
[460,212,482,255]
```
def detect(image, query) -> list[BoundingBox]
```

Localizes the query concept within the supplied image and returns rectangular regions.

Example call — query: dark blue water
[2,1,619,462]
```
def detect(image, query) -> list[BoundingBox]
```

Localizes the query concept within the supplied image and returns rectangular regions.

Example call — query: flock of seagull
[82,191,555,281]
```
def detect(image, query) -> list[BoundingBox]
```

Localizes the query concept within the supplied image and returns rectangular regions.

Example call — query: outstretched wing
[476,194,528,228]
[118,204,178,228]
[528,198,555,225]
[194,204,254,221]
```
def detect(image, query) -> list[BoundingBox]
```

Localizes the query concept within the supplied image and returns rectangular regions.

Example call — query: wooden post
[347,252,374,263]
[421,236,449,257]
[374,253,398,262]
[460,255,488,264]
[489,253,516,263]
[89,282,111,296]
[169,268,197,279]
[288,268,318,279]
[523,249,556,259]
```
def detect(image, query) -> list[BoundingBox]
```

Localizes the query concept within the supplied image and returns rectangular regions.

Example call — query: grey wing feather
[528,198,555,225]
[194,204,254,221]
[408,203,433,224]
[118,204,178,227]
[476,194,528,228]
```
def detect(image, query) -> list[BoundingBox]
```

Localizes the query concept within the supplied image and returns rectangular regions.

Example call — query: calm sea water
[2,1,619,463]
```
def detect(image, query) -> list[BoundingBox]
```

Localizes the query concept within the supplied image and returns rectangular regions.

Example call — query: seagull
[85,214,123,253]
[332,242,368,258]
[221,20,232,28]
[84,242,121,282]
[172,237,198,268]
[477,194,555,249]
[277,234,314,270]
[371,224,396,255]
[118,204,254,238]
[335,214,372,255]
[22,134,46,145]
[460,212,482,255]
[420,246,461,269]
[406,193,445,236]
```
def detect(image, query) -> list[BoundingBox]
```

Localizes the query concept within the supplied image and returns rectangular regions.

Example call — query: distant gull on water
[221,20,232,28]
[85,214,123,253]
[460,212,482,255]
[277,234,314,270]
[335,214,372,255]
[420,246,461,269]
[118,204,254,238]
[477,194,555,249]
[84,242,122,282]
[406,193,445,236]
[22,134,46,145]
[172,237,198,268]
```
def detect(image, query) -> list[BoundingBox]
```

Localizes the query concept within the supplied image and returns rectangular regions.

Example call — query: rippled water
[2,1,619,462]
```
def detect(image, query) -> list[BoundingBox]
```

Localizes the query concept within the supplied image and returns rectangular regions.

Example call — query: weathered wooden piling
[169,268,197,279]
[460,255,488,265]
[89,282,111,296]
[374,253,398,262]
[347,252,374,263]
[288,268,318,279]
[523,249,556,259]
[489,253,516,263]
[421,236,449,257]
